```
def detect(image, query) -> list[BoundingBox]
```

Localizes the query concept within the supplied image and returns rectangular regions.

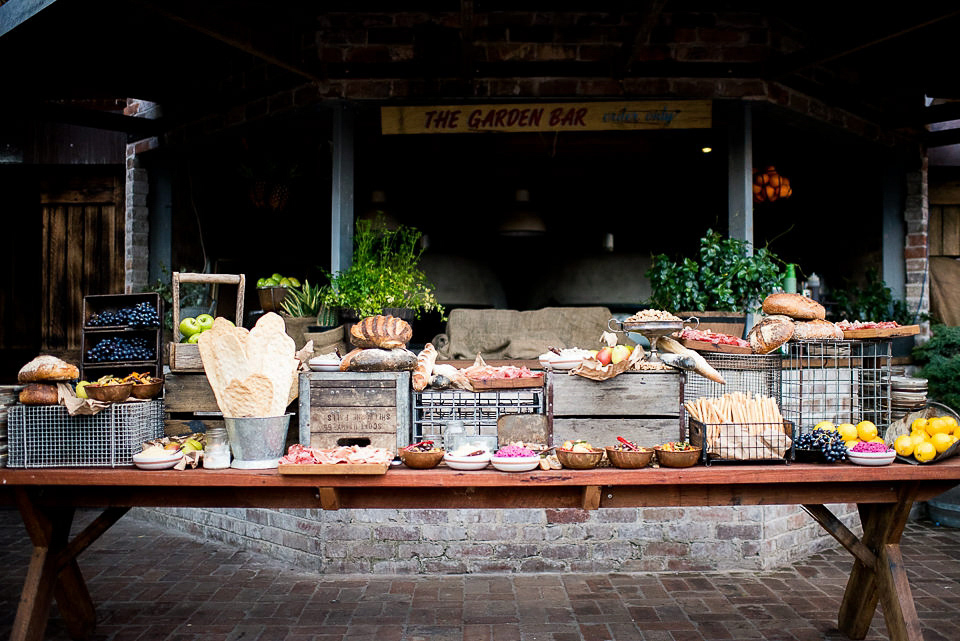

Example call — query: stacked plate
[0,385,20,468]
[891,376,928,422]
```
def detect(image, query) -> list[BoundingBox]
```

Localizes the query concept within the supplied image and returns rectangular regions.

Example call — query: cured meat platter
[277,462,390,475]
[677,338,752,355]
[840,324,920,339]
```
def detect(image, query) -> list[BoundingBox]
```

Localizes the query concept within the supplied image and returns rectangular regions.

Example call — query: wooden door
[40,172,125,352]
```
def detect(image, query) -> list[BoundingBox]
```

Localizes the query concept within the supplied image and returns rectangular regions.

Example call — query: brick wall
[904,158,930,338]
[134,502,860,575]
[123,99,160,294]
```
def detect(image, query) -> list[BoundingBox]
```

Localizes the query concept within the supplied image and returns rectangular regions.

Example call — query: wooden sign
[312,407,398,434]
[381,100,711,134]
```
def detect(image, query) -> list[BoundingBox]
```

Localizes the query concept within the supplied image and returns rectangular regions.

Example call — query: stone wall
[904,158,931,339]
[134,502,861,575]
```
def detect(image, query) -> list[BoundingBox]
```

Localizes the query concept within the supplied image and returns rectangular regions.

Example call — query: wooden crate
[548,369,684,448]
[298,371,411,453]
[162,372,222,436]
[168,272,245,373]
[81,293,162,382]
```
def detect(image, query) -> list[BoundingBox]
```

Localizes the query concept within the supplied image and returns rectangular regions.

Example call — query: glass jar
[204,427,231,469]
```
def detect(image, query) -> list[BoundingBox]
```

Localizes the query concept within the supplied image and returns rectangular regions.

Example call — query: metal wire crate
[412,388,545,442]
[682,353,782,427]
[689,417,794,465]
[782,339,892,438]
[7,400,164,468]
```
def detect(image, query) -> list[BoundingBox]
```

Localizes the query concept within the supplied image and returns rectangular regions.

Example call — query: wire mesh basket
[782,339,892,439]
[689,417,794,465]
[7,400,164,468]
[682,353,782,426]
[412,388,545,442]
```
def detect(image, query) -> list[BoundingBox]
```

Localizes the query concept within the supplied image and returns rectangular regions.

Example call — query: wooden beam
[801,504,876,568]
[0,0,58,39]
[132,0,324,84]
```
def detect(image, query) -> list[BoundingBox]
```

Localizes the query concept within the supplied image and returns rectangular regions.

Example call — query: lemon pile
[816,420,886,450]
[893,416,960,463]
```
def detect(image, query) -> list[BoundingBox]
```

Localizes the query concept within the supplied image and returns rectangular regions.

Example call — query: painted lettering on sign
[313,407,397,433]
[382,100,711,134]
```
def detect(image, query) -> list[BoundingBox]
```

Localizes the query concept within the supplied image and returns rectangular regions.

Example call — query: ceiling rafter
[131,0,325,84]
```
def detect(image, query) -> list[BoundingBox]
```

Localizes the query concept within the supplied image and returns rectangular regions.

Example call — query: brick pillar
[903,156,929,338]
[124,99,161,293]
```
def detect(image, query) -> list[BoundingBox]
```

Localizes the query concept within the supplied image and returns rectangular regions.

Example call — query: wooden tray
[468,375,545,391]
[677,338,752,354]
[840,324,920,339]
[277,462,390,475]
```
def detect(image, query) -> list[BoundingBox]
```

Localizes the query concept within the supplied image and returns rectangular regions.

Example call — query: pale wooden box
[549,369,684,448]
[168,272,245,373]
[298,371,411,453]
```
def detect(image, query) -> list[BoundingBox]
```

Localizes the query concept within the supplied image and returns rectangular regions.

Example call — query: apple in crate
[179,316,201,338]
[196,314,215,331]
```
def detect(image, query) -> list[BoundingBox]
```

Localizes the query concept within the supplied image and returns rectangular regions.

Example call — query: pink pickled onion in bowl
[495,445,537,458]
[850,441,893,453]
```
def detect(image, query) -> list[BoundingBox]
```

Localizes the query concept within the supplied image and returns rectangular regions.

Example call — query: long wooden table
[3,459,960,641]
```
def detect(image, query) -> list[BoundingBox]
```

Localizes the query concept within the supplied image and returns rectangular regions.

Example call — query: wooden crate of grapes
[81,293,163,381]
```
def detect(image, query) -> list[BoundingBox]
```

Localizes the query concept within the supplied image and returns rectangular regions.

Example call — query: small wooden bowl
[655,446,700,468]
[85,383,133,403]
[130,379,164,399]
[556,448,604,470]
[605,446,654,469]
[400,449,445,469]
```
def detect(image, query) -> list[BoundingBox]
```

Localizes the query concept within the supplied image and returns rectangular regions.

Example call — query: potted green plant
[645,229,783,336]
[325,217,445,326]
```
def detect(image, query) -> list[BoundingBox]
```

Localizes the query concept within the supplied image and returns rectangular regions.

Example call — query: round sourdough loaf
[747,315,795,354]
[761,293,825,320]
[18,355,80,383]
[19,383,60,405]
[792,319,844,340]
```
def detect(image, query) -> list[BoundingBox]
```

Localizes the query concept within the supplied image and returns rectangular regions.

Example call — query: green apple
[287,277,301,287]
[264,278,280,287]
[611,345,631,364]
[196,314,215,331]
[271,273,284,282]
[187,332,201,344]
[279,277,294,288]
[179,317,201,338]
[75,381,90,399]
[256,277,269,288]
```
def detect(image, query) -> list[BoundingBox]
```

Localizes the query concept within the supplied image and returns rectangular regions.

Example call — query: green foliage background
[912,325,960,412]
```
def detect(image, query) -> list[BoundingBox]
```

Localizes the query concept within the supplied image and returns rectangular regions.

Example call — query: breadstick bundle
[684,392,792,460]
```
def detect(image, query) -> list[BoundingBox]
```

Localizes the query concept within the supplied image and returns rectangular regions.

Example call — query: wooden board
[277,462,390,475]
[168,342,204,373]
[468,376,544,391]
[677,338,752,354]
[840,325,920,339]
[551,370,681,417]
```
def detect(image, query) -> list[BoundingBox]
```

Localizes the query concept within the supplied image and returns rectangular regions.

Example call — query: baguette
[413,343,438,391]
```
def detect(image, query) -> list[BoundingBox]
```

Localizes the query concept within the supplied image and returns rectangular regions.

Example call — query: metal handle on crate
[683,316,700,330]
[607,318,624,332]
[172,272,246,335]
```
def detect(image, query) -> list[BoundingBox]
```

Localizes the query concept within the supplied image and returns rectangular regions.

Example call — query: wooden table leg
[837,484,922,641]
[10,490,126,641]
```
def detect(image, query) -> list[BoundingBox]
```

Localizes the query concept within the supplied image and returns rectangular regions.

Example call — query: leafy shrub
[912,325,960,410]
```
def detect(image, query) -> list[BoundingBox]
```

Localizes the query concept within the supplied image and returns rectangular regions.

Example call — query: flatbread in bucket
[197,312,299,418]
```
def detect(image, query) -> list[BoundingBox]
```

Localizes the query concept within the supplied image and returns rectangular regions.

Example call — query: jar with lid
[204,427,231,469]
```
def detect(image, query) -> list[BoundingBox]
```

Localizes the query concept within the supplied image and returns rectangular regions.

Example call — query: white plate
[308,362,341,372]
[443,452,491,471]
[847,450,896,466]
[540,358,583,370]
[133,450,184,470]
[490,455,541,472]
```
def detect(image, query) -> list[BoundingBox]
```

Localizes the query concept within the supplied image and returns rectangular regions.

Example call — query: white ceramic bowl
[308,357,341,372]
[847,449,896,466]
[443,451,491,471]
[490,455,541,472]
[132,450,183,470]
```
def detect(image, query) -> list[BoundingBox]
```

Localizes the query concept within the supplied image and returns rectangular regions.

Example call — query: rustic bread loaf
[349,315,414,349]
[792,319,844,341]
[412,342,438,391]
[761,293,825,320]
[18,355,79,383]
[747,315,795,354]
[339,347,417,372]
[19,383,60,405]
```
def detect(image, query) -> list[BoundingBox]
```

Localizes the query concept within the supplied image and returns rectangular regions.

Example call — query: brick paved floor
[0,508,958,641]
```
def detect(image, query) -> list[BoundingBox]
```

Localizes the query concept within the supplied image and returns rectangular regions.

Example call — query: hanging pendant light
[752,166,793,203]
[498,189,547,236]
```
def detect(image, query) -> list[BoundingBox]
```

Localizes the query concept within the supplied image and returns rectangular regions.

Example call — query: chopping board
[468,375,545,391]
[277,462,390,475]
[840,324,920,339]
[677,338,752,354]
